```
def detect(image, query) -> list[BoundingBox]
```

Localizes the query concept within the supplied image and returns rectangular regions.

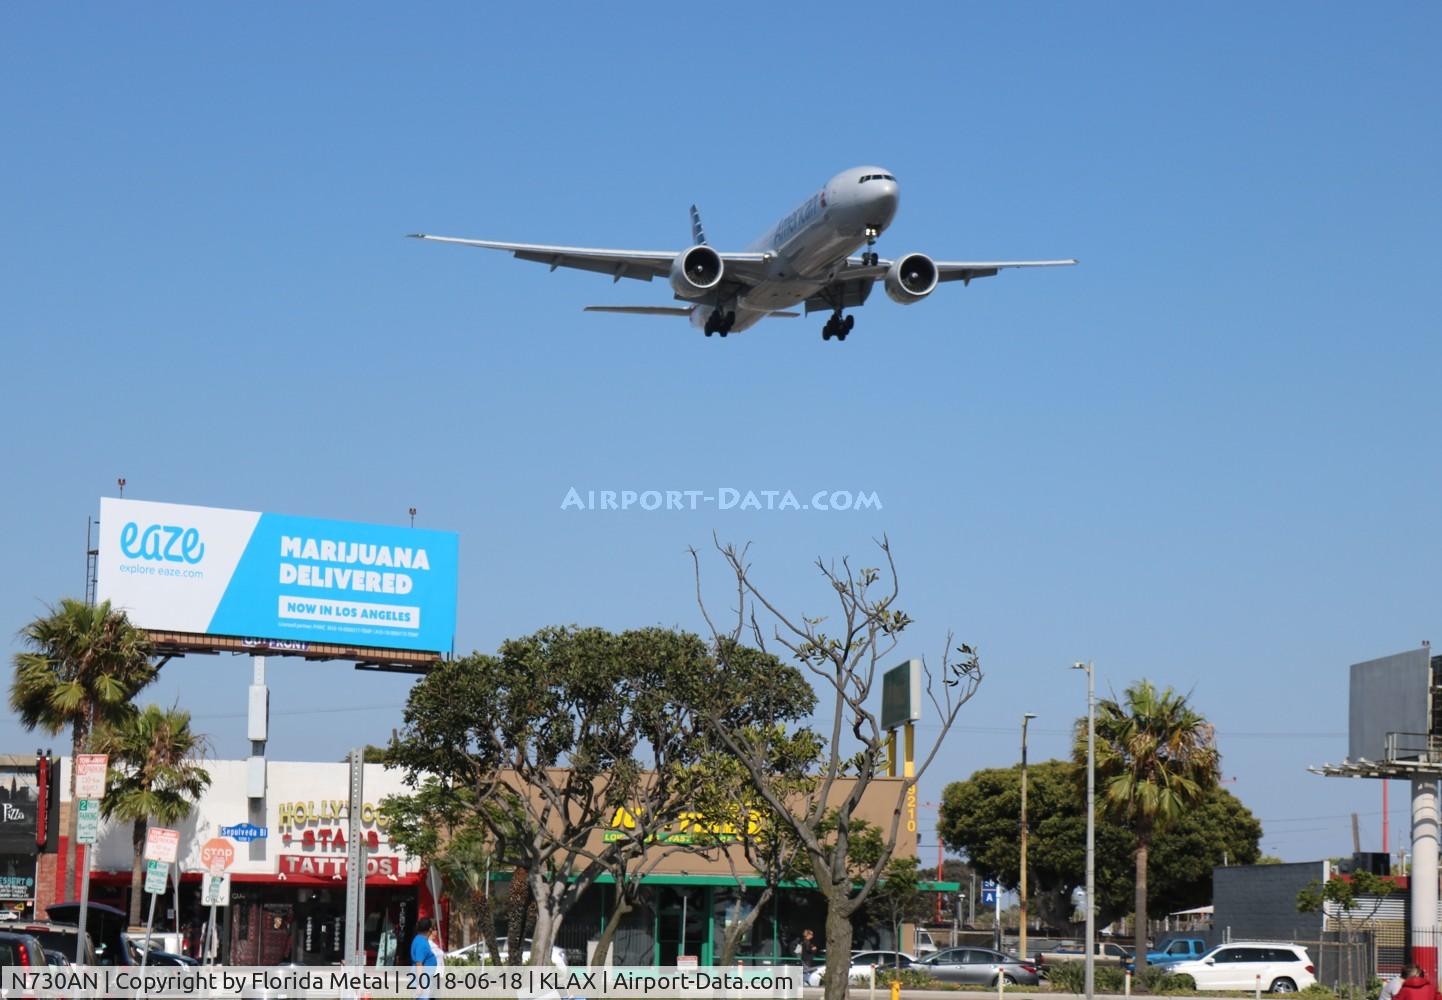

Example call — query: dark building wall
[1213,861,1327,942]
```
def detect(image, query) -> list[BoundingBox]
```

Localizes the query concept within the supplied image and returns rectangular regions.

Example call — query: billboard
[96,499,458,654]
[1349,647,1433,763]
[881,658,922,731]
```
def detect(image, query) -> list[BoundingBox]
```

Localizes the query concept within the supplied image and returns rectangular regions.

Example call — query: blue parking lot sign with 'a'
[982,879,998,905]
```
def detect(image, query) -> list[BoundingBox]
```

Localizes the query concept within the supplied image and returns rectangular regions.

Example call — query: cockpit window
[858,174,896,183]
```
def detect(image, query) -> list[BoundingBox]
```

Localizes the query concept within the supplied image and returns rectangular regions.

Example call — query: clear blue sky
[2,4,1438,864]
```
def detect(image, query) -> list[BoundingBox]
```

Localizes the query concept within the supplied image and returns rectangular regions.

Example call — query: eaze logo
[119,522,205,564]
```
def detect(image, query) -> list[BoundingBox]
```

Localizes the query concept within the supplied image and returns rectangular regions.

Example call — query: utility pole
[1020,712,1037,961]
[1073,662,1096,1000]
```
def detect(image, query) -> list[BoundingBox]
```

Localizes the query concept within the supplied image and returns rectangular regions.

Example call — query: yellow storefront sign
[603,805,762,843]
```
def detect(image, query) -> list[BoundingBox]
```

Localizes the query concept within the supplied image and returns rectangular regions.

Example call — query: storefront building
[41,759,432,964]
[0,753,59,919]
[37,759,948,966]
[513,774,947,966]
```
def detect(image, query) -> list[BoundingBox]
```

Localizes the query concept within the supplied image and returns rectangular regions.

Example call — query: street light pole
[1020,712,1037,963]
[1073,662,1096,1000]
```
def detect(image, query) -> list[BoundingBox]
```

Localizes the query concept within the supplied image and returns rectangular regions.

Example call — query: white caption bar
[2,965,802,999]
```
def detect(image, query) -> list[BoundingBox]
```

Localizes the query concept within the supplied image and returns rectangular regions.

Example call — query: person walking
[798,929,818,985]
[412,917,438,1000]
[1396,965,1432,1000]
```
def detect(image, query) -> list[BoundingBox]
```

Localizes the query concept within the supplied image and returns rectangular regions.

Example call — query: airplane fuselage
[691,165,900,332]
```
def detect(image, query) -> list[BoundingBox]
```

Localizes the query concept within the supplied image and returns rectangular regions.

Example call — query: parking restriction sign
[144,827,179,864]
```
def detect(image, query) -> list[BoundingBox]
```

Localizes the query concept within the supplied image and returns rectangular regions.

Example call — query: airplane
[410,166,1076,343]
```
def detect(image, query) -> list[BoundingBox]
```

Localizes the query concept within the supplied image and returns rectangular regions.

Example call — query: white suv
[1170,942,1316,993]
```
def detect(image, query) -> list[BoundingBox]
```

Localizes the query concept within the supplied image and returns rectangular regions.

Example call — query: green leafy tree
[865,856,929,955]
[386,626,807,965]
[940,760,1127,928]
[1298,870,1398,993]
[11,599,158,901]
[691,540,983,1000]
[586,634,810,968]
[93,705,210,924]
[919,859,976,924]
[939,762,1259,928]
[1078,681,1220,973]
[383,782,533,963]
[1146,787,1261,915]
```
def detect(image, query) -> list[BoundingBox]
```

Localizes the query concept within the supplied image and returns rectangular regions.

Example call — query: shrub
[874,967,939,989]
[1095,966,1127,992]
[1044,961,1195,995]
[1043,961,1086,993]
[1136,965,1198,994]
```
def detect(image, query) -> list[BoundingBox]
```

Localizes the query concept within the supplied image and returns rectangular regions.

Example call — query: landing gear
[822,312,854,342]
[863,226,880,267]
[703,309,736,338]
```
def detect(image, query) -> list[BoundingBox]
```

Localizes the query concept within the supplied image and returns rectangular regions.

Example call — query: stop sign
[199,837,235,873]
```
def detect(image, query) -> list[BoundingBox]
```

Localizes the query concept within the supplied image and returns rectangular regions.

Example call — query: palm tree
[93,705,210,925]
[1077,680,1219,975]
[11,599,158,900]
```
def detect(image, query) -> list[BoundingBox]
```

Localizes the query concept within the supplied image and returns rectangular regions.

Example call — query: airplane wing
[582,306,800,318]
[932,258,1078,284]
[802,256,1076,314]
[822,256,1078,283]
[409,234,771,285]
[582,306,694,316]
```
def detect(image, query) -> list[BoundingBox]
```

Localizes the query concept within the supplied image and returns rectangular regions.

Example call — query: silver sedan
[914,947,1043,986]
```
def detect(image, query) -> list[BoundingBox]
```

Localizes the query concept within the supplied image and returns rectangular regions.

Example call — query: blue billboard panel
[96,498,458,653]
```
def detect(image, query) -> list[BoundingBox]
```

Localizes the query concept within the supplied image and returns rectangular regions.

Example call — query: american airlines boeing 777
[411,166,1075,342]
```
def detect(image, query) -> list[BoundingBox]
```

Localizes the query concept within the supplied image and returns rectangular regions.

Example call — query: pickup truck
[1036,941,1134,967]
[1145,937,1208,967]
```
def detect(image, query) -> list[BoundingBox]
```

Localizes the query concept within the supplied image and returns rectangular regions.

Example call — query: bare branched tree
[691,537,982,1000]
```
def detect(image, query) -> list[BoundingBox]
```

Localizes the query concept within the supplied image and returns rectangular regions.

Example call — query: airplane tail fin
[690,204,706,246]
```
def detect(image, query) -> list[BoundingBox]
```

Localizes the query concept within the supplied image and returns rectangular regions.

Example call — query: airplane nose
[869,181,899,227]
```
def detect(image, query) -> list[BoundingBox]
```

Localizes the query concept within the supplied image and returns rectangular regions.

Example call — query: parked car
[1169,942,1316,993]
[44,901,130,965]
[914,947,1042,986]
[1146,937,1209,967]
[1037,940,1133,968]
[126,939,200,966]
[0,930,46,968]
[846,951,916,982]
[446,938,568,967]
[2,920,94,964]
[125,930,186,956]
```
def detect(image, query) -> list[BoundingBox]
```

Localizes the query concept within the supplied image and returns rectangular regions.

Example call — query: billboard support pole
[344,748,365,967]
[247,657,268,864]
[1411,778,1439,984]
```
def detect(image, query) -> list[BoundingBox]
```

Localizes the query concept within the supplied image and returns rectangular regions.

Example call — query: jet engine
[883,253,939,304]
[669,246,724,299]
